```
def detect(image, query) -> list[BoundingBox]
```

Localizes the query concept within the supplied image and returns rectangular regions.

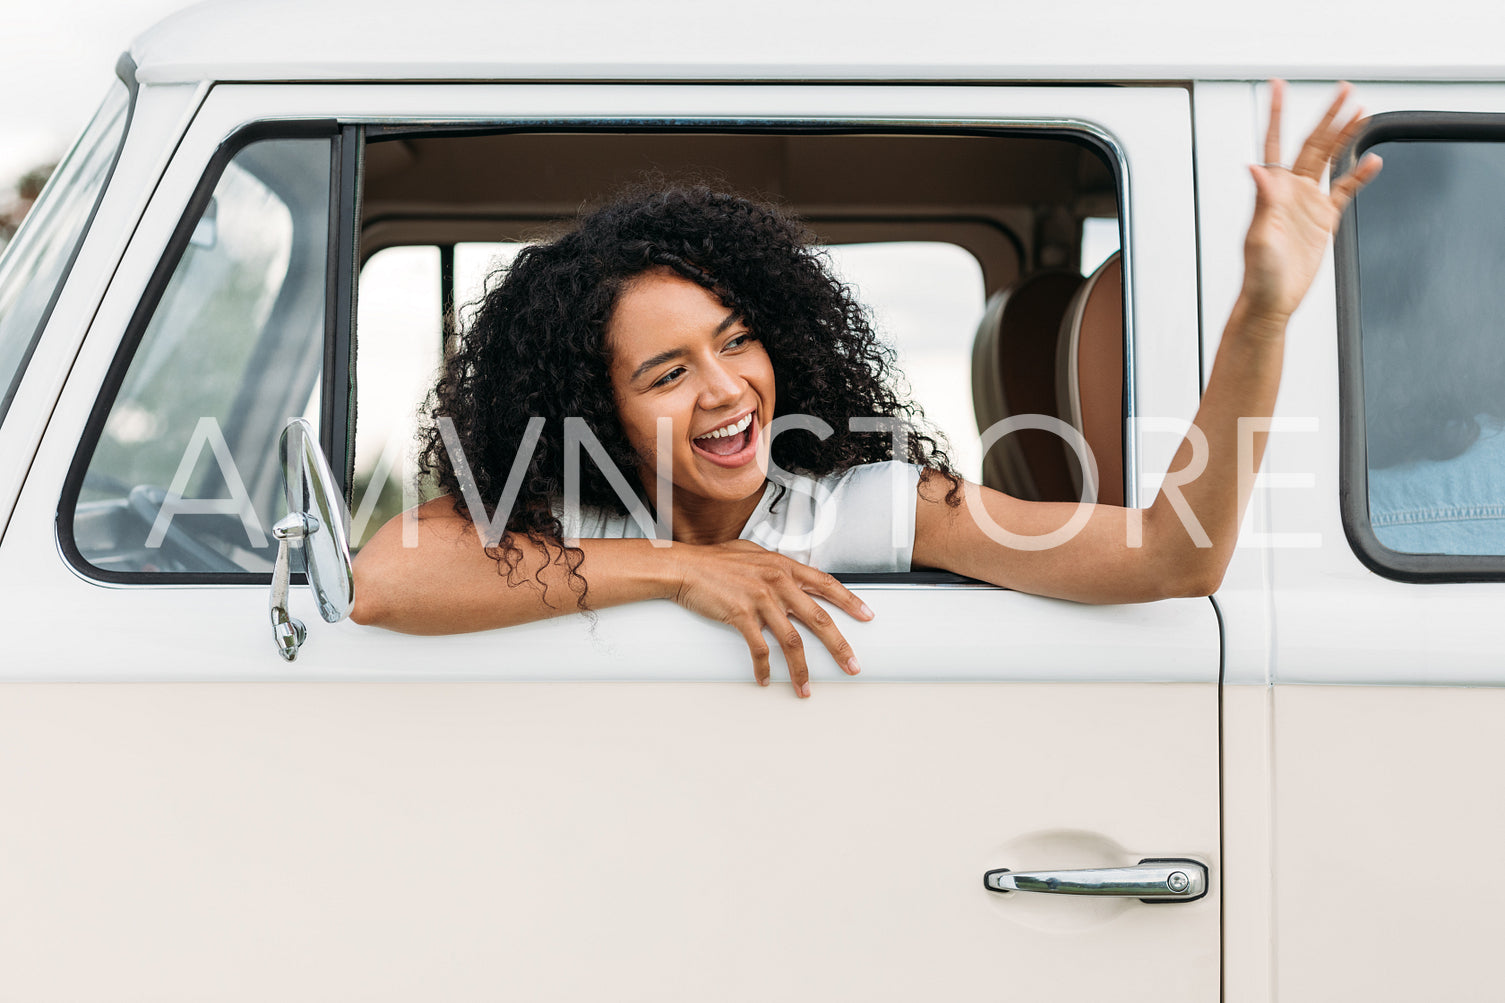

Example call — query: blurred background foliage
[0,162,57,252]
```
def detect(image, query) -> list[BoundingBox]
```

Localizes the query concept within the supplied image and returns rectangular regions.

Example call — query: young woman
[352,81,1381,697]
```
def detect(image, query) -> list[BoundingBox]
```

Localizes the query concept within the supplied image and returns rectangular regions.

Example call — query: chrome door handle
[983,858,1207,902]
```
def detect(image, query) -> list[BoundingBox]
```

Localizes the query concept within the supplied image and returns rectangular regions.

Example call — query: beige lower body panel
[0,681,1218,1001]
[1273,684,1505,1003]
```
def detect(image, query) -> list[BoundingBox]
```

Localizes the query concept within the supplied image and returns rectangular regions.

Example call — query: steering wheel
[120,484,263,574]
[75,472,262,574]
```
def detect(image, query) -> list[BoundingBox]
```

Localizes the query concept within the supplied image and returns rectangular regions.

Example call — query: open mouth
[690,411,758,467]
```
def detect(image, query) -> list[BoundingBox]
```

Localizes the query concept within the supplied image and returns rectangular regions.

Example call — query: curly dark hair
[417,183,961,609]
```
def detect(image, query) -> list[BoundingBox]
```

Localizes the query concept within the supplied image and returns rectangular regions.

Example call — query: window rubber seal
[56,118,341,586]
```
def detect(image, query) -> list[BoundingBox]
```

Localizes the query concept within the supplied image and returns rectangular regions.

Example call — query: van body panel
[1264,80,1505,689]
[1254,81,1505,1000]
[0,681,1220,1000]
[1272,685,1505,1002]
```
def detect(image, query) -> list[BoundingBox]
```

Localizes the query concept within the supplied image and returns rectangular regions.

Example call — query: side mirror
[269,418,353,660]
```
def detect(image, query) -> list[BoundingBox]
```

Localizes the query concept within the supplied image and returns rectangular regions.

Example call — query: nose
[697,356,743,410]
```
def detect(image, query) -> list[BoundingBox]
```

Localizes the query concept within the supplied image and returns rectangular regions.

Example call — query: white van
[2,2,1503,999]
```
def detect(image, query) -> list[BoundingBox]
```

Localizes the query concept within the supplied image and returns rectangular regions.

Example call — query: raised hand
[671,539,871,698]
[1241,80,1383,321]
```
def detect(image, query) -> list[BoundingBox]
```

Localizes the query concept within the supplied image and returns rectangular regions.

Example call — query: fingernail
[799,682,811,698]
[758,677,769,687]
[846,657,861,675]
[860,602,874,619]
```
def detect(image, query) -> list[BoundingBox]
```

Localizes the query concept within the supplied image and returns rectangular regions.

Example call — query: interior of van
[351,127,1127,546]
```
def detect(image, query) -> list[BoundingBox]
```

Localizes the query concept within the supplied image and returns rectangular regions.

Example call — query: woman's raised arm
[913,81,1383,602]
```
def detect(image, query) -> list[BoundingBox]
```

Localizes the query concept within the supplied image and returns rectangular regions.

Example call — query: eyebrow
[629,309,742,383]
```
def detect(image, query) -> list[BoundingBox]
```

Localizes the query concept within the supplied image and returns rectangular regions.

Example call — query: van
[2,2,1502,999]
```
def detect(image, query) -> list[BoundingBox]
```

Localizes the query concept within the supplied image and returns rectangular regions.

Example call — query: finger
[1294,82,1355,178]
[732,615,773,687]
[1330,152,1383,212]
[764,608,811,698]
[1323,108,1367,171]
[1302,108,1367,182]
[790,592,861,676]
[795,565,874,622]
[1263,78,1285,166]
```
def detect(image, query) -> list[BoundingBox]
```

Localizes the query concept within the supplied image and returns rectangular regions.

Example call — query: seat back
[970,271,1084,501]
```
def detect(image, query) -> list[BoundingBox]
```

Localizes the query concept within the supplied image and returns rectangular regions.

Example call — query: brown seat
[970,271,1085,501]
[1055,251,1124,506]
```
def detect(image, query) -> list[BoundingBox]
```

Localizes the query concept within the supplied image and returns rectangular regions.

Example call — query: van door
[0,82,1217,1000]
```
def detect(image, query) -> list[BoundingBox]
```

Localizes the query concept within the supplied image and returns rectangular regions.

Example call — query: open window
[350,127,1126,567]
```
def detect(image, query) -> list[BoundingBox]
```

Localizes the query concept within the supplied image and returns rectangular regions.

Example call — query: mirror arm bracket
[269,417,354,661]
[269,512,319,661]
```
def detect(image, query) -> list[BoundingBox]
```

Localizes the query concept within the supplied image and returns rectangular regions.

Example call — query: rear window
[1339,114,1505,579]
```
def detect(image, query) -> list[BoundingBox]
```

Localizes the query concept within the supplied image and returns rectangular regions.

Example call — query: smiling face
[606,269,775,517]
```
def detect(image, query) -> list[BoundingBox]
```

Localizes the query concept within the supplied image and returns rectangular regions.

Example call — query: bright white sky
[0,0,195,188]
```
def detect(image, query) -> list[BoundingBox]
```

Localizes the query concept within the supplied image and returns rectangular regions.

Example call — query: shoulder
[767,460,921,521]
[820,459,922,492]
[404,494,480,538]
[764,461,925,572]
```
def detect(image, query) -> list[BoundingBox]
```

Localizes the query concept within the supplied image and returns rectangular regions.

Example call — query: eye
[652,366,686,389]
[724,331,756,351]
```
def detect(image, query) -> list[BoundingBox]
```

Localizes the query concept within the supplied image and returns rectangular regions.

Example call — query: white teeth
[696,413,753,440]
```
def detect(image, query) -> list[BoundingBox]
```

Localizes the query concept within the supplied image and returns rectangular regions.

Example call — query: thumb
[1248,163,1273,204]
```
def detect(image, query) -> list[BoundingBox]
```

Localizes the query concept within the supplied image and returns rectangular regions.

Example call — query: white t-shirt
[554,460,921,572]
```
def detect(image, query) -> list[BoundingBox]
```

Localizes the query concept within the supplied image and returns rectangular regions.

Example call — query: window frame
[354,119,1130,588]
[1336,111,1505,583]
[56,118,359,586]
[57,110,1133,589]
[0,55,138,429]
